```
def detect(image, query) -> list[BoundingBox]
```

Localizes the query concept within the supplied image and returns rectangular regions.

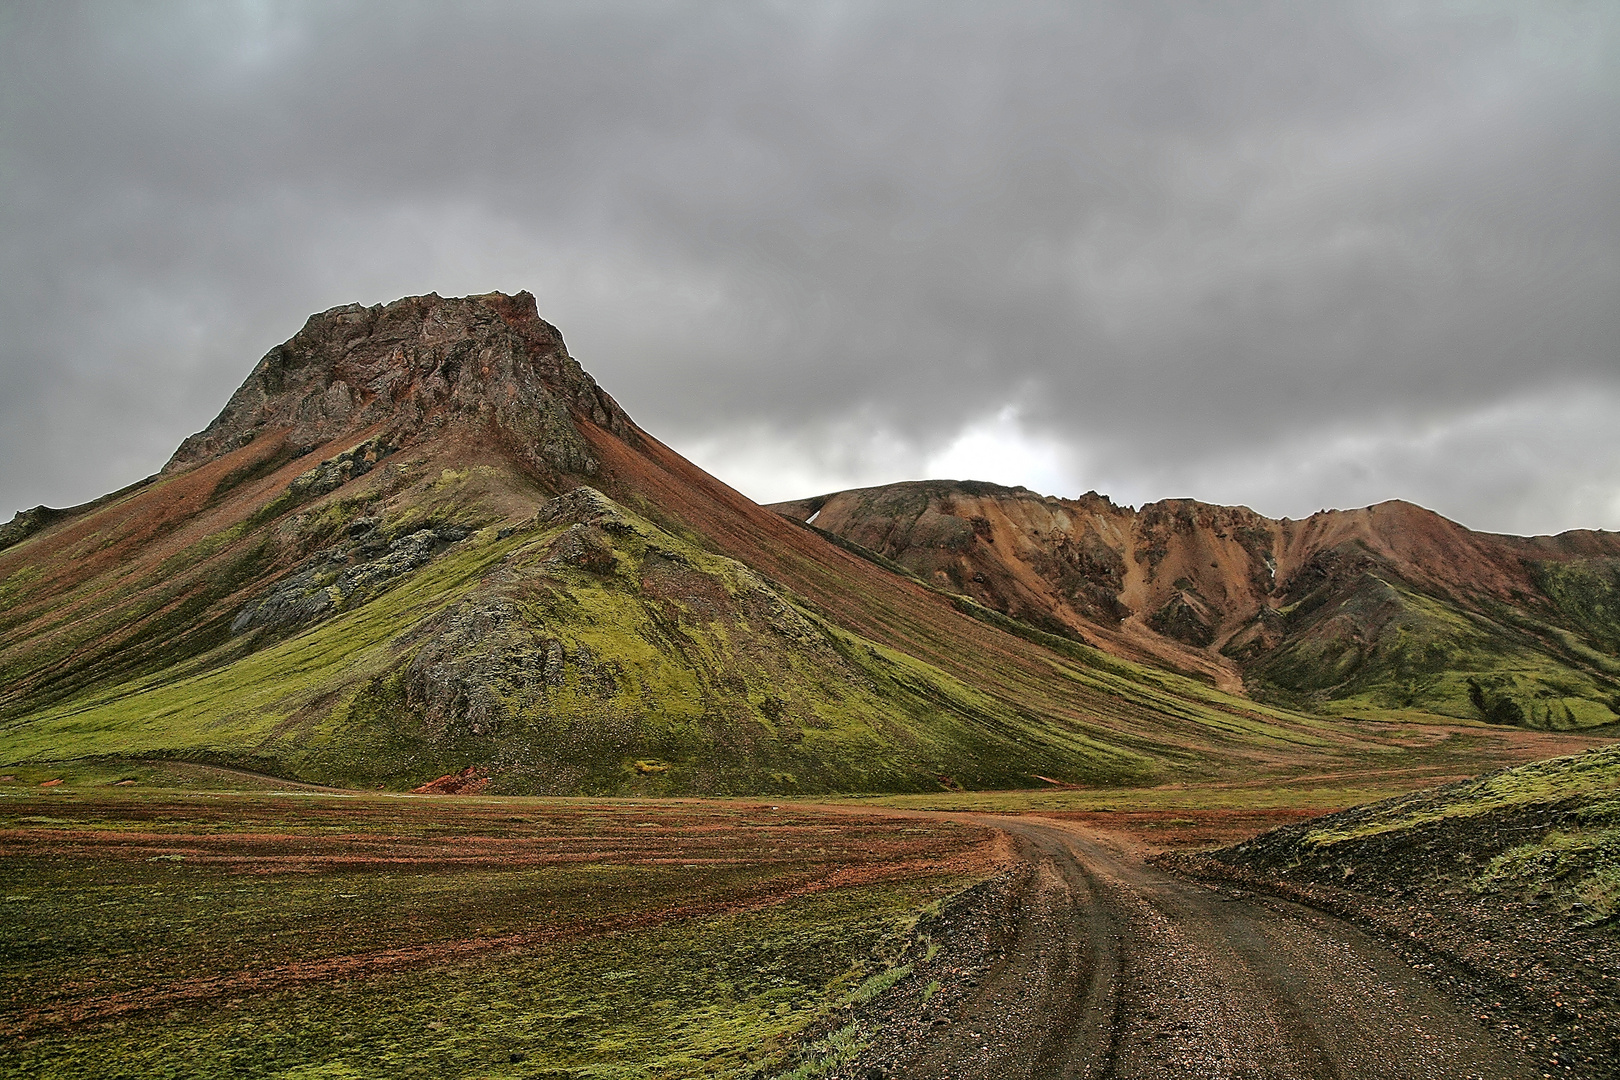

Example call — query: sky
[2,1,1617,536]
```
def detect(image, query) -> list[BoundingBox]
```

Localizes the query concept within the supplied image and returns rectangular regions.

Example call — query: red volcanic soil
[410,766,490,794]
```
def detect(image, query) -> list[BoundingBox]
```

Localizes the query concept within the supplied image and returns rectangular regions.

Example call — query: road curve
[898,817,1536,1080]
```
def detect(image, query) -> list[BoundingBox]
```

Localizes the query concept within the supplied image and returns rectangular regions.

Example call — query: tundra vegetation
[0,784,995,1078]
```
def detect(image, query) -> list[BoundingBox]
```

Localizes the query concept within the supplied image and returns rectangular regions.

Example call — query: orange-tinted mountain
[0,293,1603,795]
[770,481,1620,728]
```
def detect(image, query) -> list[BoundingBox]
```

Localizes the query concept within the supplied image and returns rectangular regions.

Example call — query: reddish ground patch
[410,766,490,794]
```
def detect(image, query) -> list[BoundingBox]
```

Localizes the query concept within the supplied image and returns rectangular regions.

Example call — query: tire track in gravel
[897,817,1541,1080]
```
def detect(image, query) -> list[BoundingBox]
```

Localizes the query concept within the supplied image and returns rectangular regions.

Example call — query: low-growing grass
[1476,827,1620,925]
[0,791,993,1079]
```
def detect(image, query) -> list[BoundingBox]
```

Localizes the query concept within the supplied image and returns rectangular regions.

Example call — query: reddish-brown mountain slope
[771,481,1620,727]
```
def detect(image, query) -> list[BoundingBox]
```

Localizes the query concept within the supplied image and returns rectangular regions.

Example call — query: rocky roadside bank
[1154,802,1620,1080]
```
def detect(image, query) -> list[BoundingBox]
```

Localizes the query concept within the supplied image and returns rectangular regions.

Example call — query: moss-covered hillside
[2,485,1137,793]
[1214,742,1620,925]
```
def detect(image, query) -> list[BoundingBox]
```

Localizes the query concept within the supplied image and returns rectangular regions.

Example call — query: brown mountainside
[771,481,1620,727]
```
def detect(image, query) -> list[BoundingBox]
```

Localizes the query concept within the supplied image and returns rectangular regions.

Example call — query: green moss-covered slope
[1,487,1164,794]
[1249,567,1620,728]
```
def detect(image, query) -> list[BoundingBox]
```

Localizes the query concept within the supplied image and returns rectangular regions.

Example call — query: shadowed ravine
[896,819,1533,1080]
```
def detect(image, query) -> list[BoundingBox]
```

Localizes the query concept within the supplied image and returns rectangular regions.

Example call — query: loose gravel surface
[854,817,1539,1079]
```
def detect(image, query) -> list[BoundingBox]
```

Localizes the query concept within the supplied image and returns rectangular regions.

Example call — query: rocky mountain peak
[164,290,636,480]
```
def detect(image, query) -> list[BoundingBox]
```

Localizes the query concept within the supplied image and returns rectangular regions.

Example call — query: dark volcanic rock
[0,506,66,553]
[1147,589,1216,647]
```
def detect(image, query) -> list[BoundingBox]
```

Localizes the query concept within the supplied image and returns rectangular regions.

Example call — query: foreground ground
[4,751,1614,1079]
[1162,744,1620,1079]
[0,787,996,1078]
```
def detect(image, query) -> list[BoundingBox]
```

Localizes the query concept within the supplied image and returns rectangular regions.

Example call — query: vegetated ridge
[0,292,1605,795]
[771,480,1620,729]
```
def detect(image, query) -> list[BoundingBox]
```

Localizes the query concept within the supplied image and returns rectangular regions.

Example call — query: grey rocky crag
[282,435,397,500]
[164,291,637,482]
[233,522,470,634]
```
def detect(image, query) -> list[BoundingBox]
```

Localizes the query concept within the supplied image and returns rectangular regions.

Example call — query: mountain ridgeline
[770,482,1620,729]
[0,292,1614,795]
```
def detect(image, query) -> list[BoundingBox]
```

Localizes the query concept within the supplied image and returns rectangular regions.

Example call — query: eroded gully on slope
[894,818,1537,1080]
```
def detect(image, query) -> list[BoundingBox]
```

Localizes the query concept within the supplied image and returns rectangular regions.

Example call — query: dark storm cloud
[2,1,1617,533]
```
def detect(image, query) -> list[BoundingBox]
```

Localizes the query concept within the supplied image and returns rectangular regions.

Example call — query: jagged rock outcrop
[405,596,576,738]
[164,291,636,481]
[0,506,66,553]
[232,523,470,634]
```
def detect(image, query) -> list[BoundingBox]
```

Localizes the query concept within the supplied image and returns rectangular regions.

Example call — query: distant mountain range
[1,292,1613,794]
[769,483,1620,729]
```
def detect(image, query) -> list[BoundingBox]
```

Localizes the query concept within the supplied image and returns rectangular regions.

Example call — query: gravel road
[899,817,1538,1080]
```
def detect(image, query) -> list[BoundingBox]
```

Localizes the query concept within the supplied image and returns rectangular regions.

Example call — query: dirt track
[895,817,1537,1080]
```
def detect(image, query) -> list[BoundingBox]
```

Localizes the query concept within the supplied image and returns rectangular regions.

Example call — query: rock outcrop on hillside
[164,291,636,482]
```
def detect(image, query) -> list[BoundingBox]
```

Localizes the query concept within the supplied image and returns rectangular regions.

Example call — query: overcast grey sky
[2,1,1617,535]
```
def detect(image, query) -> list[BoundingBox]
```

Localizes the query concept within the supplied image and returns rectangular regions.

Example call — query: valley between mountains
[1,292,1615,1078]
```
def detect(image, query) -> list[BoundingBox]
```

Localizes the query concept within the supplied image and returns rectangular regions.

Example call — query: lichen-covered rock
[284,436,396,500]
[545,524,617,573]
[531,486,638,533]
[232,525,469,633]
[403,597,581,739]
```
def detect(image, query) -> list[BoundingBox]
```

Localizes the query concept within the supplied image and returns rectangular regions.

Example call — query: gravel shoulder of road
[1154,804,1620,1080]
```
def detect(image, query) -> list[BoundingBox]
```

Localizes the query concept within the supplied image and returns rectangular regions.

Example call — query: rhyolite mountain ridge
[769,481,1620,729]
[0,292,1614,795]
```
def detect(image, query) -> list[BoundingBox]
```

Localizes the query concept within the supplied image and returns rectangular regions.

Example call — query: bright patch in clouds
[676,404,1082,505]
[923,407,1080,497]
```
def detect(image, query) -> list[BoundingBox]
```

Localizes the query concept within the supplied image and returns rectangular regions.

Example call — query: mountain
[0,292,1600,795]
[769,481,1620,729]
